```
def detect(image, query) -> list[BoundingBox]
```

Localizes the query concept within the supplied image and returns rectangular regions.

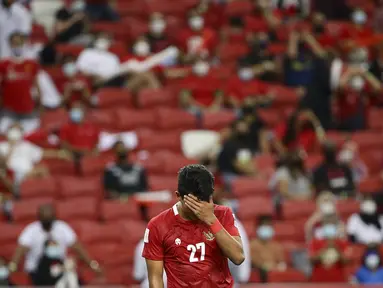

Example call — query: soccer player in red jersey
[143,164,245,288]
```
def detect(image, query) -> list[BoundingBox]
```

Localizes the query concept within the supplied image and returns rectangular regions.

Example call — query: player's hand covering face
[184,194,216,225]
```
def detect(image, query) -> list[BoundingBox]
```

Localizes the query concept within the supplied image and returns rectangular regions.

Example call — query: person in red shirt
[0,32,41,132]
[340,9,374,48]
[143,164,244,287]
[60,101,100,158]
[309,223,350,283]
[62,61,92,108]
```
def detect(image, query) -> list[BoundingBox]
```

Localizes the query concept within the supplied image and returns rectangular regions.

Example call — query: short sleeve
[25,142,43,164]
[61,221,77,246]
[18,224,34,247]
[221,208,240,237]
[142,220,164,261]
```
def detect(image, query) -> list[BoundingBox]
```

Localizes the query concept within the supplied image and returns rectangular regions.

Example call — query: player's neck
[177,202,198,221]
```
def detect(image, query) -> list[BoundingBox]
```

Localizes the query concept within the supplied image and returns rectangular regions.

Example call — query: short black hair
[178,164,214,202]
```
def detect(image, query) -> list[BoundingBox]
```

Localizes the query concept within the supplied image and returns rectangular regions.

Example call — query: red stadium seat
[9,272,31,286]
[305,154,323,170]
[40,109,69,130]
[116,109,156,131]
[283,200,316,221]
[224,0,253,17]
[351,132,383,149]
[218,43,249,62]
[57,176,102,199]
[19,177,57,199]
[274,222,305,242]
[258,110,281,128]
[160,153,197,175]
[76,222,122,244]
[267,85,299,106]
[155,108,197,130]
[57,197,99,221]
[147,0,186,16]
[268,269,307,282]
[12,198,54,224]
[101,200,141,222]
[137,130,182,152]
[368,108,383,130]
[56,44,84,57]
[95,88,133,109]
[42,159,76,177]
[202,111,236,130]
[149,175,178,191]
[337,199,360,219]
[137,88,177,108]
[245,16,268,33]
[87,110,117,130]
[237,197,273,220]
[120,220,147,245]
[232,177,270,198]
[147,202,174,220]
[81,154,115,176]
[359,176,383,194]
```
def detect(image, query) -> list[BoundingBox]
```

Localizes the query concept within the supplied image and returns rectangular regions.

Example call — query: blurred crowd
[1,0,383,286]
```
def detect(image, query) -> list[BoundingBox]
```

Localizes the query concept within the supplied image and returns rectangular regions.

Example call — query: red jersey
[0,59,39,114]
[142,203,239,288]
[59,121,100,150]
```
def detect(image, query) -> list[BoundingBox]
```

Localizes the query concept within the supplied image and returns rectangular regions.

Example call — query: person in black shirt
[54,5,86,44]
[103,141,148,200]
[146,13,171,54]
[312,141,355,198]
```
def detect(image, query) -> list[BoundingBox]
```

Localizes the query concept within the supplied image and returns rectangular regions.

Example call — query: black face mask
[40,219,54,232]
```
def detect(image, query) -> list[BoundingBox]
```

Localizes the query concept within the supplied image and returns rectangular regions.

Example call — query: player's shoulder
[148,205,177,228]
[214,204,233,218]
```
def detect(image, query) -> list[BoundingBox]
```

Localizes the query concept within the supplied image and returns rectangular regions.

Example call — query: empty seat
[218,43,249,62]
[232,177,270,198]
[161,153,197,175]
[268,269,307,283]
[155,108,197,130]
[87,110,117,131]
[274,222,305,242]
[57,176,102,199]
[0,224,24,246]
[202,111,236,130]
[116,109,156,130]
[137,88,177,108]
[138,130,182,152]
[77,222,122,244]
[94,88,133,109]
[40,109,69,130]
[149,175,178,191]
[56,44,83,57]
[283,200,316,221]
[19,177,57,199]
[267,85,299,106]
[12,198,54,224]
[81,154,115,176]
[359,176,383,194]
[148,203,174,220]
[120,220,147,245]
[101,200,141,221]
[57,197,99,221]
[337,199,359,218]
[237,197,273,220]
[224,0,253,17]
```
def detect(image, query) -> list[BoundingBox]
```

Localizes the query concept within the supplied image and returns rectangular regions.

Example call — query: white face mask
[339,149,354,163]
[0,267,9,280]
[193,61,209,76]
[238,68,254,81]
[7,128,22,142]
[352,10,367,25]
[94,38,111,51]
[71,0,85,12]
[189,16,204,31]
[361,200,377,215]
[320,202,336,215]
[350,76,365,91]
[45,245,63,259]
[322,224,338,239]
[366,254,380,269]
[150,20,166,34]
[257,225,274,240]
[62,62,77,77]
[133,41,150,57]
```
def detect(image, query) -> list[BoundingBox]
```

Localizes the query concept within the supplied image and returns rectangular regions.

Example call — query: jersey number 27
[187,242,205,262]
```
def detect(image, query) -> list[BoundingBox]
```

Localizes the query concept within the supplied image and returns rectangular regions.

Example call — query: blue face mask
[63,62,77,77]
[0,267,9,280]
[257,225,274,240]
[45,245,62,259]
[70,108,84,123]
[322,224,337,239]
[352,11,367,25]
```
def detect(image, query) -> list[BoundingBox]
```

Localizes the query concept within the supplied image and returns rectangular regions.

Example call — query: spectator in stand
[8,204,101,285]
[341,9,373,47]
[146,13,171,53]
[312,141,356,198]
[0,0,31,59]
[60,101,100,163]
[334,65,381,131]
[369,43,383,82]
[354,247,383,284]
[0,257,11,286]
[250,215,286,282]
[270,150,313,204]
[62,61,92,108]
[338,141,368,183]
[347,197,383,245]
[305,191,337,241]
[217,119,257,187]
[271,109,326,154]
[84,0,119,22]
[308,222,350,282]
[251,0,281,40]
[0,123,69,182]
[0,154,14,218]
[103,141,148,201]
[0,32,41,134]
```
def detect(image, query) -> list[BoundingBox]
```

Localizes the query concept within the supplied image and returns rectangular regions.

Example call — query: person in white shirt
[0,0,32,58]
[8,204,101,285]
[134,238,167,288]
[0,124,69,182]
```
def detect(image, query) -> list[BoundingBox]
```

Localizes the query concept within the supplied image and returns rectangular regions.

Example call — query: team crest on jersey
[175,238,181,245]
[203,231,215,241]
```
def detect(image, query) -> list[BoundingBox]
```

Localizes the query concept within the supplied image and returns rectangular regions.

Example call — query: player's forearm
[148,275,164,288]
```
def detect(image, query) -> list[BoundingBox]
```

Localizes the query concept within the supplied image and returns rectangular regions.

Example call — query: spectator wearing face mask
[0,124,69,182]
[103,141,148,201]
[250,215,286,282]
[251,0,282,36]
[146,13,171,53]
[0,257,11,286]
[0,32,41,135]
[308,222,350,282]
[313,141,356,198]
[313,207,346,240]
[60,102,100,162]
[347,198,383,245]
[335,65,381,131]
[8,204,101,284]
[84,0,119,22]
[340,9,373,46]
[217,119,257,187]
[354,247,383,284]
[0,0,31,59]
[62,61,92,108]
[0,154,14,218]
[178,10,218,62]
[338,141,368,183]
[311,13,337,49]
[178,59,224,112]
